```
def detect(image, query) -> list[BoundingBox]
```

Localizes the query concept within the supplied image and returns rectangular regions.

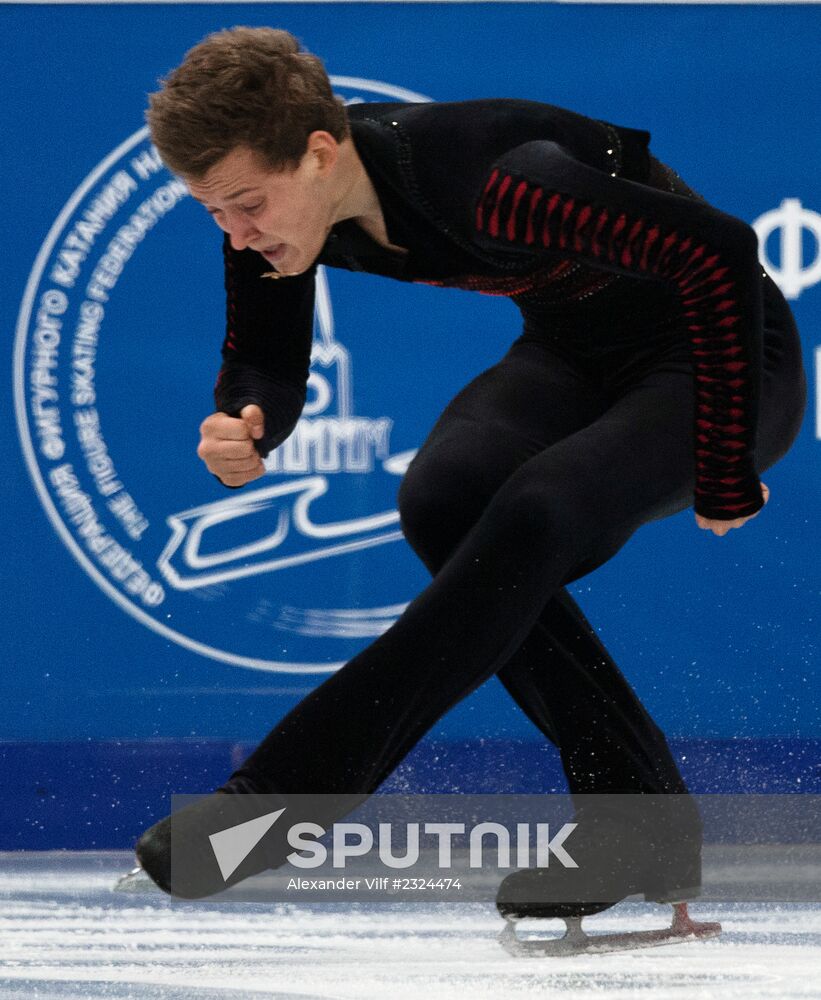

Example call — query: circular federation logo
[14,77,433,674]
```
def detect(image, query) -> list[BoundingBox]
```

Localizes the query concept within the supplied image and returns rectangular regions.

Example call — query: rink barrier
[1,737,819,850]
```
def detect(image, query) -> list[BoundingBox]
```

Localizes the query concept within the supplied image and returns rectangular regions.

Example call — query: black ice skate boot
[135,788,365,899]
[496,795,720,955]
[135,790,290,899]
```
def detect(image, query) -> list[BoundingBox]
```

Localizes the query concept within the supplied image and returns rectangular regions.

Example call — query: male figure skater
[134,26,807,942]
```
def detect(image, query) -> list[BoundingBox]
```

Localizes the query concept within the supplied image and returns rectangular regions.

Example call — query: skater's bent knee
[397,461,483,558]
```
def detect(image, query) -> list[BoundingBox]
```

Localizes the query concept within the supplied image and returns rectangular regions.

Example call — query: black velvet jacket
[214,99,765,521]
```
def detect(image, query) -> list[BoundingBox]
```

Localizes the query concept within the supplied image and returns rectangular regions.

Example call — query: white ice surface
[1,852,820,1000]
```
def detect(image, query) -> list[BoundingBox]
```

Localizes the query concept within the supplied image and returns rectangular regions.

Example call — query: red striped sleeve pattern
[475,157,764,521]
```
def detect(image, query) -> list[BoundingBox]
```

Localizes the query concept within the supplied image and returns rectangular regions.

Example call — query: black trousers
[223,274,806,805]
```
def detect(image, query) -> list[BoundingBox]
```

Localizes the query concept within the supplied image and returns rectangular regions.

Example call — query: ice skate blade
[500,904,722,958]
[112,866,161,894]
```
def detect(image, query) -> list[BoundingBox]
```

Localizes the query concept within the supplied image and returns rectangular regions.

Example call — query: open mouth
[260,244,287,265]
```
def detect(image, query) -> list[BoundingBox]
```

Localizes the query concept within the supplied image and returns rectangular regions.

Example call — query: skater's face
[187,136,341,276]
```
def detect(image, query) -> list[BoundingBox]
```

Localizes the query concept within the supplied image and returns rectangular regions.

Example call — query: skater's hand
[695,482,769,537]
[197,404,266,487]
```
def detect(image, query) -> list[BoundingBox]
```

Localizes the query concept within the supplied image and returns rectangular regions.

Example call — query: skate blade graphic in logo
[157,473,408,591]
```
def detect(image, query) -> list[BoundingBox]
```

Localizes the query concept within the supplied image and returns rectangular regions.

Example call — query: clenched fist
[694,482,770,536]
[197,404,266,487]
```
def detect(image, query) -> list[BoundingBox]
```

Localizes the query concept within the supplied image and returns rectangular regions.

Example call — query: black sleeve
[213,233,315,459]
[473,140,765,522]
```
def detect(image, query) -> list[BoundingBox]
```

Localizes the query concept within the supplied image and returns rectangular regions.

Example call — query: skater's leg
[226,357,706,801]
[498,588,689,795]
[502,276,806,800]
[137,338,611,897]
[495,278,807,919]
[393,345,689,797]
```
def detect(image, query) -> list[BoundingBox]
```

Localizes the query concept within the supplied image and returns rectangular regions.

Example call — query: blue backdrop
[1,3,819,847]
